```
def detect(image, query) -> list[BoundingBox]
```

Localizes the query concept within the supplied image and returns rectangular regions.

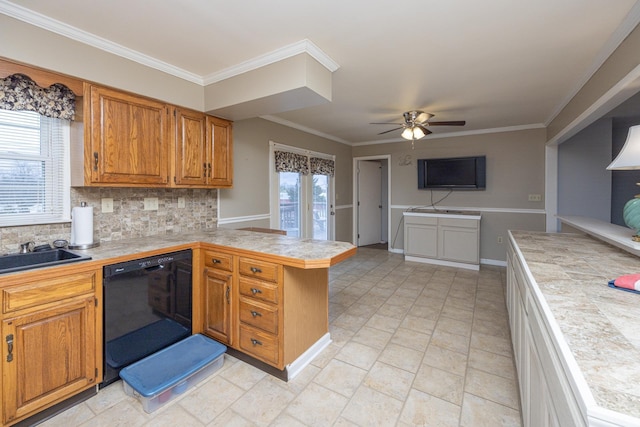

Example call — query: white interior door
[357,160,382,246]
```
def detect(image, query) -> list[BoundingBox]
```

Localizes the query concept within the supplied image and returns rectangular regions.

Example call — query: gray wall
[218,118,354,242]
[353,128,547,263]
[557,118,612,222]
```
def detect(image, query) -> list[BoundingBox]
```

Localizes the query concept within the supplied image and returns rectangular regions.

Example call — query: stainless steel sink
[0,249,92,274]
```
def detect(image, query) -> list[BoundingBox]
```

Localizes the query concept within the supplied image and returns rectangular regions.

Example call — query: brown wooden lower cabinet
[203,267,233,345]
[0,267,100,426]
[201,246,329,372]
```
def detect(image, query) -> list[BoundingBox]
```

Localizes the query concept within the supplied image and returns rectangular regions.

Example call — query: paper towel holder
[69,201,100,250]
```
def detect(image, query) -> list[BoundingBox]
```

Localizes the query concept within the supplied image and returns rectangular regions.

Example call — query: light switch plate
[144,197,158,211]
[177,197,186,209]
[101,198,113,213]
[528,194,542,202]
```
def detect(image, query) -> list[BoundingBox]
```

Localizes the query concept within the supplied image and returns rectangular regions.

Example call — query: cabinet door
[2,296,97,424]
[174,108,207,186]
[439,225,479,263]
[204,268,233,345]
[89,85,169,185]
[405,223,438,257]
[206,116,233,187]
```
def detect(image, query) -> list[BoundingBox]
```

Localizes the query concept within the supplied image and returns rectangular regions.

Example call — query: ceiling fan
[371,110,466,141]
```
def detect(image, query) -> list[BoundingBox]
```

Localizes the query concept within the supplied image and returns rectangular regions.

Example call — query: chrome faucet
[19,242,34,254]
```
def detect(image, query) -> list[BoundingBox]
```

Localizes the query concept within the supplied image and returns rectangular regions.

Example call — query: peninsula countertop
[79,228,357,269]
[510,230,640,422]
[0,229,357,279]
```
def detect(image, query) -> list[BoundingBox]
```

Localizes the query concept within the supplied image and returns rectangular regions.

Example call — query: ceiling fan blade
[377,126,404,135]
[370,122,404,125]
[427,121,466,126]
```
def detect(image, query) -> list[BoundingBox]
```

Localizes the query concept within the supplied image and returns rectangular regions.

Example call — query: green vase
[623,196,640,237]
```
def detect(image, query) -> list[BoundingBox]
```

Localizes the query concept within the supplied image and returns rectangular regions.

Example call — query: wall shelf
[557,215,640,257]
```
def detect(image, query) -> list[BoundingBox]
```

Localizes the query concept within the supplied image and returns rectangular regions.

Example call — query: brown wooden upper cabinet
[173,108,207,186]
[206,115,233,188]
[87,85,170,186]
[173,109,233,188]
[80,84,233,188]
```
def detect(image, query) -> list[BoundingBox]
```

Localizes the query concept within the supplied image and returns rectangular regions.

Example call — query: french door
[276,171,332,239]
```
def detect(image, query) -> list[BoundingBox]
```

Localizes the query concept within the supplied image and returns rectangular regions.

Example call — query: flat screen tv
[418,156,486,190]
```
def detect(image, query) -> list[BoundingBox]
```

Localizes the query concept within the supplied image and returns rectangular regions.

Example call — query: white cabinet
[403,211,480,270]
[507,235,586,427]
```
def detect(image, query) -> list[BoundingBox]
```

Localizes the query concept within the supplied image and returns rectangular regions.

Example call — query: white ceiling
[3,0,640,144]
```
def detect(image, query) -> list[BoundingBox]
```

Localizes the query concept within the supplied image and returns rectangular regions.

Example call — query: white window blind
[0,109,70,226]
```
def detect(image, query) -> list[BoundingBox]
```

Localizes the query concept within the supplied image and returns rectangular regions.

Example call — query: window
[0,109,70,226]
[270,142,335,240]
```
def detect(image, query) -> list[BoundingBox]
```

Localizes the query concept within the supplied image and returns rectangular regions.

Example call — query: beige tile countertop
[510,230,640,423]
[76,228,357,269]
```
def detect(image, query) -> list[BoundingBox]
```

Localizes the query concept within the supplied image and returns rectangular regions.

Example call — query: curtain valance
[274,150,310,175]
[0,74,75,120]
[275,150,335,176]
[310,157,335,176]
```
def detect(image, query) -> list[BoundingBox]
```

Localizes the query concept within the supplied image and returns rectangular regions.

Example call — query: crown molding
[203,39,339,85]
[260,115,352,145]
[544,0,640,126]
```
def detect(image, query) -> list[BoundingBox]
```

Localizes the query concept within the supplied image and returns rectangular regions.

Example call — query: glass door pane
[278,172,301,237]
[312,174,329,240]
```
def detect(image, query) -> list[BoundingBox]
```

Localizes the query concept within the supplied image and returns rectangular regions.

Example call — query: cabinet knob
[212,258,221,264]
[250,338,262,346]
[250,310,262,318]
[250,267,262,274]
[250,288,262,295]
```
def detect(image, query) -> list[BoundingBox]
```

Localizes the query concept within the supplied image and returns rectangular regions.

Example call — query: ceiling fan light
[412,126,426,139]
[401,127,414,140]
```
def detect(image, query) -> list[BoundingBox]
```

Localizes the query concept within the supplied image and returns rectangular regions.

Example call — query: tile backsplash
[0,187,217,254]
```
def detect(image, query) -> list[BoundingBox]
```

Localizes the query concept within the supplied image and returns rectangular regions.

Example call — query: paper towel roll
[70,205,93,245]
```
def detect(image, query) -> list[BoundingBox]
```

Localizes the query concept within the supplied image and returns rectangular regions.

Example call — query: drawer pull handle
[212,258,221,264]
[6,334,13,363]
[250,338,262,346]
[250,310,262,318]
[250,267,262,274]
[250,288,262,295]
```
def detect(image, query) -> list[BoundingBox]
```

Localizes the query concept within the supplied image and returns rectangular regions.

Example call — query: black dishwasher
[101,249,192,387]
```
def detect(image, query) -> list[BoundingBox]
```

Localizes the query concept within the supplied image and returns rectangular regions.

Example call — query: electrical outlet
[497,236,503,244]
[177,197,186,209]
[528,194,542,202]
[144,197,158,211]
[101,198,113,213]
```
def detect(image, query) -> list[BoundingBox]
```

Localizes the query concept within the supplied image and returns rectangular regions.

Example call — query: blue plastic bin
[119,334,226,412]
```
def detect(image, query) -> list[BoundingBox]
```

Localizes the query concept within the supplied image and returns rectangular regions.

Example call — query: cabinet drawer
[238,324,279,366]
[3,271,96,313]
[239,258,279,283]
[239,277,278,304]
[405,215,438,226]
[439,217,478,229]
[204,250,233,271]
[239,297,278,334]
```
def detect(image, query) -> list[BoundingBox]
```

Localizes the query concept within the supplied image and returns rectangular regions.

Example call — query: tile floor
[40,248,522,427]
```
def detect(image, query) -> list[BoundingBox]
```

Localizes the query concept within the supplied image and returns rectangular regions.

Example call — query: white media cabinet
[403,209,481,270]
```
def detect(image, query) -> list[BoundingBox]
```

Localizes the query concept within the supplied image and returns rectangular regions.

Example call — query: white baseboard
[481,258,507,267]
[286,333,331,380]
